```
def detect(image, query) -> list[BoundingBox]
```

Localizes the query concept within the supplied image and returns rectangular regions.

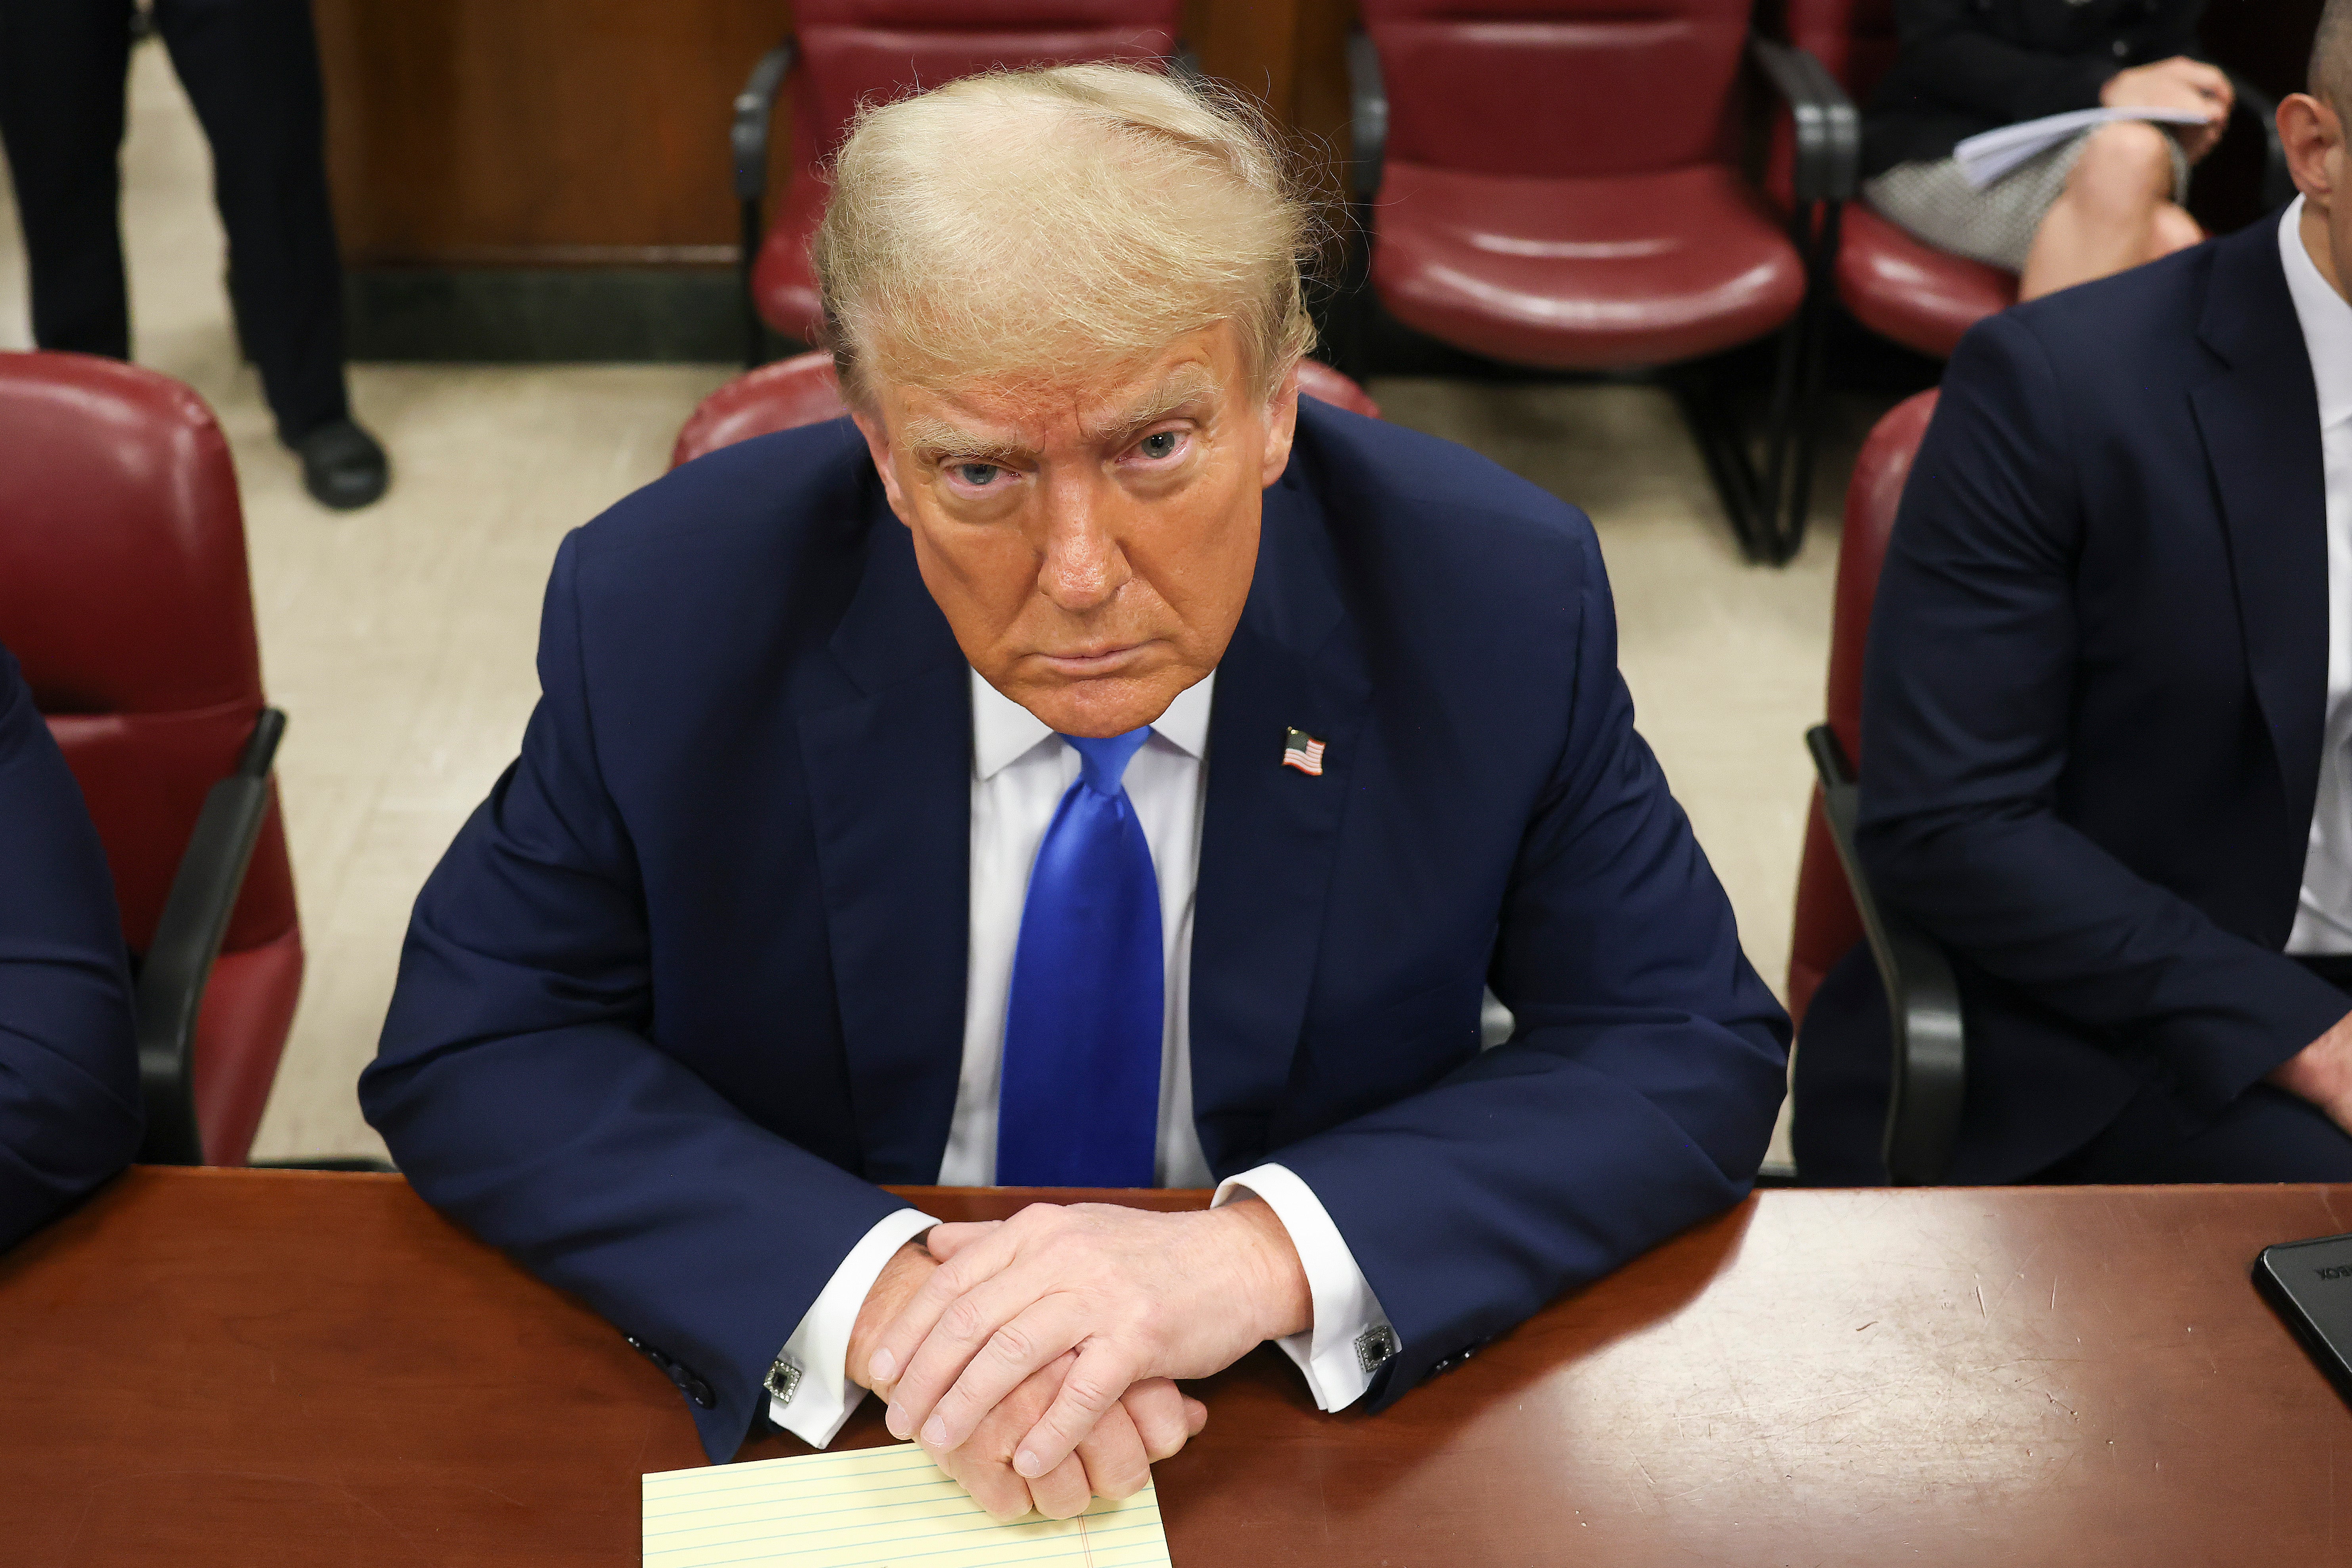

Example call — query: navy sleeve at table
[0,642,140,1250]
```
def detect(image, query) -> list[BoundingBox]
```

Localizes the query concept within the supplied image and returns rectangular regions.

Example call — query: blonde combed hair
[814,62,1322,408]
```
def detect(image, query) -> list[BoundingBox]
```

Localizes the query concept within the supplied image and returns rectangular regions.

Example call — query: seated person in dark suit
[0,641,140,1249]
[1797,5,2352,1186]
[1866,0,2230,299]
[361,64,1788,1517]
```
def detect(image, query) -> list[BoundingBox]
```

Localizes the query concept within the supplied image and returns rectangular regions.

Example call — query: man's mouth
[1033,642,1145,676]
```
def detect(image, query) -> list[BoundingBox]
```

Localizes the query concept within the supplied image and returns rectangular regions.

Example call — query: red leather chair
[1776,0,2017,359]
[673,350,1383,468]
[1787,388,1930,1022]
[1347,0,1855,563]
[1787,388,1960,1184]
[730,1,1182,366]
[0,351,302,1168]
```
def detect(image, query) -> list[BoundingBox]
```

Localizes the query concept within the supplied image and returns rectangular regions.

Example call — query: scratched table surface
[2,1170,2348,1565]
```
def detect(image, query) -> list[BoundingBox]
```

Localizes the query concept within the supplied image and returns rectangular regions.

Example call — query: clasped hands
[2273,1012,2352,1136]
[842,1198,1312,1521]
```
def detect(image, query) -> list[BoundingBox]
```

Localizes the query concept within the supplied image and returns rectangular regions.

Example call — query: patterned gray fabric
[1862,126,2192,273]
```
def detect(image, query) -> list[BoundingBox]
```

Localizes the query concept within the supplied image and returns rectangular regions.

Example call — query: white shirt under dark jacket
[764,669,1397,1446]
[2279,196,2352,955]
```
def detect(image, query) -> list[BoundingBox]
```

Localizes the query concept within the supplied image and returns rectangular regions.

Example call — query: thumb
[1184,1397,1208,1435]
[922,1220,1001,1261]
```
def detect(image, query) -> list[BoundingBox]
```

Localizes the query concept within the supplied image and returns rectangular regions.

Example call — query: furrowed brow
[1084,364,1221,446]
[902,417,1034,467]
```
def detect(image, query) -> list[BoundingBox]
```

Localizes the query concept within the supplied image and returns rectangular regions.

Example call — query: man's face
[852,323,1299,738]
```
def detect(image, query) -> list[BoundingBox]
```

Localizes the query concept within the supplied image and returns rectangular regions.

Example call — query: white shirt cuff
[766,1207,938,1448]
[1213,1163,1396,1412]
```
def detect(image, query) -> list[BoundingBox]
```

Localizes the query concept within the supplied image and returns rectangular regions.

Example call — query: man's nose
[1034,476,1130,613]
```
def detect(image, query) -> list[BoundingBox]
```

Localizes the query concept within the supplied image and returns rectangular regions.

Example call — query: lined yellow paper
[642,1443,1174,1567]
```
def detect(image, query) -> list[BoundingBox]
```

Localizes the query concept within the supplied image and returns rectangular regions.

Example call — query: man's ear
[1259,363,1302,490]
[2280,93,2342,210]
[850,407,912,524]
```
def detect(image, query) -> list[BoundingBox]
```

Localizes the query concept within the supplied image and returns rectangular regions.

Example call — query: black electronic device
[2254,1231,2352,1405]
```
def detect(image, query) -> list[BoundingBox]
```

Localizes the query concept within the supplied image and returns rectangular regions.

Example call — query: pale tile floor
[1,44,1854,1164]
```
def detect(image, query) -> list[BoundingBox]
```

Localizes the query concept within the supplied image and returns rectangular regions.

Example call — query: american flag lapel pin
[1281,726,1327,776]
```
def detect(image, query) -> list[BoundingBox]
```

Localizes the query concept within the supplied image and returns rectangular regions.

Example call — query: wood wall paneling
[311,1,1355,358]
[312,0,794,268]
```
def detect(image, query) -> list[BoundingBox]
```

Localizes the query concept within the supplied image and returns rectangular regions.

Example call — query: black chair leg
[1674,373,1775,563]
[1787,201,1843,561]
[1746,200,1841,563]
[1757,315,1808,561]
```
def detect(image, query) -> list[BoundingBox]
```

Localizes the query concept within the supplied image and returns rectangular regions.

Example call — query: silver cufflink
[1354,1325,1400,1375]
[764,1354,803,1405]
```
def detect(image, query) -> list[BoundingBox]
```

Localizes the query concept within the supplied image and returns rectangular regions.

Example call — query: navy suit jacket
[1796,213,2348,1184]
[362,399,1789,1459]
[0,642,141,1249]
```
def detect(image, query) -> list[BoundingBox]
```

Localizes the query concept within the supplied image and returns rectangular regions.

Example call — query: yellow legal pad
[642,1442,1174,1567]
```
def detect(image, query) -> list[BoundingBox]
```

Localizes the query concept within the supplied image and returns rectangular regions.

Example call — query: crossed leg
[2018,120,2205,301]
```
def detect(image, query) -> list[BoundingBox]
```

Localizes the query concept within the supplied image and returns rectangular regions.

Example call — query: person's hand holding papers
[2102,55,2234,159]
[862,1200,1312,1511]
[847,1237,1212,1521]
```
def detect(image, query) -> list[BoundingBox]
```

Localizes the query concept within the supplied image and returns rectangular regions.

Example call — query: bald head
[2319,0,2352,111]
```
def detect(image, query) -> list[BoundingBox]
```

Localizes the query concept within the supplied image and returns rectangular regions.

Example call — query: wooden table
[4,1170,2349,1564]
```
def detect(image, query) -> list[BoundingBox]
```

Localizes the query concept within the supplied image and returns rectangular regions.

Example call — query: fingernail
[1014,1449,1043,1478]
[868,1348,896,1384]
[922,1416,949,1448]
[885,1404,910,1440]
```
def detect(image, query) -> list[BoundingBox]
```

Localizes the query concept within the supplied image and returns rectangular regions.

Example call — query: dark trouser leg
[153,0,348,441]
[2039,1080,2352,1183]
[0,0,134,357]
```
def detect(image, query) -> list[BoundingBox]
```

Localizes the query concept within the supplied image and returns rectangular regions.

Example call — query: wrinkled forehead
[876,348,1234,461]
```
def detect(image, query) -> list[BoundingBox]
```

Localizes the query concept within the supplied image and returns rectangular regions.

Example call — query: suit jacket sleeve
[1268,522,1790,1407]
[1886,0,2126,126]
[1856,312,2350,1116]
[0,646,140,1250]
[360,533,908,1461]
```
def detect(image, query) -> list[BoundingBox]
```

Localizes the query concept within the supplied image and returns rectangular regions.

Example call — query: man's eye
[1137,431,1181,460]
[952,463,1003,487]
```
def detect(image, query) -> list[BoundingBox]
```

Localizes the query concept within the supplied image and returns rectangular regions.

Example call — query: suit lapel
[1190,468,1373,1178]
[2191,218,2331,841]
[797,490,972,1184]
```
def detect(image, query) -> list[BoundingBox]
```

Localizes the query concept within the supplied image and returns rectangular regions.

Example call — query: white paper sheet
[1954,106,2213,189]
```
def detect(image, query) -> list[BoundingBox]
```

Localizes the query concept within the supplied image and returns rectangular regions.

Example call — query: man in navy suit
[363,65,1786,1514]
[0,641,141,1249]
[1796,7,2352,1186]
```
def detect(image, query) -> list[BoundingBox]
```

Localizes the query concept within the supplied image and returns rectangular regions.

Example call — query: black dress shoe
[292,419,390,510]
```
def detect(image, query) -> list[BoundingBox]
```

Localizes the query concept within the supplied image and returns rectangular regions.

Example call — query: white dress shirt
[767,668,1395,1446]
[2278,197,2352,954]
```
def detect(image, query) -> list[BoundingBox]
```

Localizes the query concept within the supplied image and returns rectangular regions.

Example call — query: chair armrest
[1750,37,1860,205]
[1806,725,1966,1186]
[2224,71,2297,212]
[134,708,285,1166]
[734,36,798,368]
[732,38,797,207]
[1347,29,1386,204]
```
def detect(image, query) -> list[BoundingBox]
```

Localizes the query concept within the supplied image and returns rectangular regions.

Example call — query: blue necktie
[997,728,1163,1187]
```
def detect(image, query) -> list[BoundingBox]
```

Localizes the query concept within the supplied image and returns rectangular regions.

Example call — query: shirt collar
[2281,196,2352,432]
[969,666,1216,781]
